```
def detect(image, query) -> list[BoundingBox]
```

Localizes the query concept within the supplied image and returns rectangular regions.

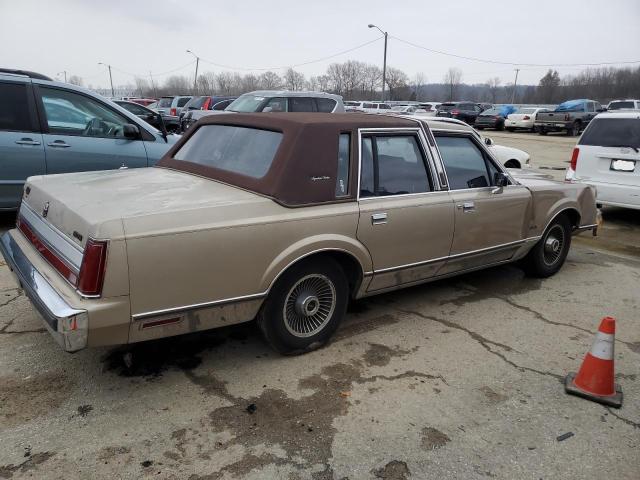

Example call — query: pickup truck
[535,99,604,136]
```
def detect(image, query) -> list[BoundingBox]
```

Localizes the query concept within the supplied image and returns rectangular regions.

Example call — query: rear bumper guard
[0,231,88,352]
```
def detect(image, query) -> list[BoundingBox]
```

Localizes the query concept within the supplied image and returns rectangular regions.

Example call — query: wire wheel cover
[283,274,336,338]
[543,224,565,266]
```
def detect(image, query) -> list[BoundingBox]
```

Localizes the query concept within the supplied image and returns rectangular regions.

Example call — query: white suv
[565,112,640,210]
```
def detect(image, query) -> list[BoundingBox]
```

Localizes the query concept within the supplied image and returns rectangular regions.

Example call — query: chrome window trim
[371,236,540,275]
[20,202,83,269]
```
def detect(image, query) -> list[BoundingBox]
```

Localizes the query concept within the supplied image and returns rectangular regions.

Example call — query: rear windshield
[174,125,282,178]
[608,101,635,110]
[158,97,173,107]
[517,108,536,114]
[186,97,207,109]
[438,103,456,110]
[579,118,640,148]
[177,97,191,107]
[481,108,501,115]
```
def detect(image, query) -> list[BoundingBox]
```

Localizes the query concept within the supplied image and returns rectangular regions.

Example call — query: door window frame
[32,84,154,141]
[356,127,441,201]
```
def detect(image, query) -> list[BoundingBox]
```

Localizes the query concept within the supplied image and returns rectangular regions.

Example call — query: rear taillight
[202,98,211,110]
[170,107,177,116]
[451,109,460,115]
[77,239,108,296]
[570,147,579,170]
[564,114,570,121]
[523,115,531,120]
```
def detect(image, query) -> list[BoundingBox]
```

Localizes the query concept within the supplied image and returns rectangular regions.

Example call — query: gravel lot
[1,131,638,480]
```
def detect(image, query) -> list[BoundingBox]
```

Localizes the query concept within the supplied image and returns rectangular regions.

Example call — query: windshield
[226,95,267,112]
[579,118,640,148]
[608,101,635,110]
[174,125,282,178]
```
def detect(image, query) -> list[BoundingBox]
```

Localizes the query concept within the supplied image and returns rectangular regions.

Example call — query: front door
[0,80,45,210]
[433,133,532,274]
[36,85,148,175]
[356,132,454,292]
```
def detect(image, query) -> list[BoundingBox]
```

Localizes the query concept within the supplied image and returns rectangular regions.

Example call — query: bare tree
[283,68,306,91]
[412,72,427,101]
[259,71,282,90]
[196,71,216,94]
[241,74,260,93]
[443,67,463,100]
[363,65,381,99]
[164,75,191,94]
[68,75,84,87]
[316,74,331,92]
[487,77,501,103]
[386,67,409,100]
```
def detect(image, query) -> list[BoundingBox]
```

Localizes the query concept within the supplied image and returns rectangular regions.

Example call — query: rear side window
[174,125,282,178]
[0,82,33,131]
[317,98,336,113]
[336,133,350,196]
[360,135,431,197]
[436,135,498,189]
[579,118,640,148]
[379,104,390,110]
[177,97,191,107]
[289,97,317,112]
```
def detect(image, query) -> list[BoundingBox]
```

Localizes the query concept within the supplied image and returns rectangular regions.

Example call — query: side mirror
[484,137,494,146]
[492,172,509,194]
[123,124,140,140]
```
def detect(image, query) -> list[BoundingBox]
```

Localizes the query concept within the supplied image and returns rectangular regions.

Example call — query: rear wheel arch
[545,207,581,232]
[504,159,521,168]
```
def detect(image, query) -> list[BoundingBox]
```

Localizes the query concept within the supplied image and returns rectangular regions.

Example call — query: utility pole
[98,63,115,97]
[186,50,200,95]
[57,71,67,82]
[149,71,158,98]
[368,24,388,102]
[511,68,520,104]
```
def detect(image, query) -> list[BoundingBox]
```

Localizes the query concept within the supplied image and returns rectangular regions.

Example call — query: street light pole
[98,63,115,97]
[368,24,388,102]
[149,71,158,99]
[511,68,520,104]
[57,71,67,82]
[186,50,200,95]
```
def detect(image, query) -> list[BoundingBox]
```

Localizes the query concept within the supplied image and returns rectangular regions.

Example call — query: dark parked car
[180,96,236,131]
[113,100,169,134]
[474,105,517,131]
[436,102,483,125]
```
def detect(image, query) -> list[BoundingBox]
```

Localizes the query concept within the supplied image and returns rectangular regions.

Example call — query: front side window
[40,87,131,138]
[359,134,431,197]
[174,125,282,178]
[0,82,34,132]
[317,98,336,113]
[436,135,499,190]
[289,97,316,112]
[336,133,350,197]
[262,97,287,112]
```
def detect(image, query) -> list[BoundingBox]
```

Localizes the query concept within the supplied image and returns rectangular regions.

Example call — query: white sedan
[505,107,549,131]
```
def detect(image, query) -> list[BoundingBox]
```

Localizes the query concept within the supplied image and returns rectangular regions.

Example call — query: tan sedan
[0,113,598,354]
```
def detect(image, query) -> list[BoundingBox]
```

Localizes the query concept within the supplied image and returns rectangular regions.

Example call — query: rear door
[0,78,45,209]
[35,85,149,174]
[434,132,532,274]
[577,117,640,187]
[356,129,454,292]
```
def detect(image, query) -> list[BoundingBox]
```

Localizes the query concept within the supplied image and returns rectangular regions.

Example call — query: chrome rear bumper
[0,231,88,352]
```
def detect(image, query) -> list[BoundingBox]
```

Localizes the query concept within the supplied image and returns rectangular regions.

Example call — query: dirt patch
[96,446,131,462]
[363,343,417,367]
[479,386,508,404]
[626,342,640,354]
[421,427,451,450]
[0,373,72,428]
[373,460,411,479]
[0,452,55,479]
[334,314,400,342]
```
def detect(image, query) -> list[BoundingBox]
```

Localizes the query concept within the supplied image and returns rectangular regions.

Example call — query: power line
[198,36,383,71]
[390,35,640,67]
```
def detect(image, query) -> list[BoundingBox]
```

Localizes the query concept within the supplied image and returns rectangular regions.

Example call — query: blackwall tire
[521,215,572,278]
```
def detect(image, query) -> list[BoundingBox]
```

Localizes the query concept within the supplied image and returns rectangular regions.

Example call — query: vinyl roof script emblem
[42,201,50,218]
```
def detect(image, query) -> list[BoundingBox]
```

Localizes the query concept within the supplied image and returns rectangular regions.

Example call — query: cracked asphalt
[0,132,638,479]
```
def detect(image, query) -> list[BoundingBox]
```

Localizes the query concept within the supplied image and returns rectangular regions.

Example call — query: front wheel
[257,257,349,355]
[521,215,572,278]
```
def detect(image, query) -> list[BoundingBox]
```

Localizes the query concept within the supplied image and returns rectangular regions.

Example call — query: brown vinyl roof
[157,113,419,206]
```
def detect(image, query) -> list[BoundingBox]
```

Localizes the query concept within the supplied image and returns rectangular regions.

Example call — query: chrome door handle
[15,138,41,146]
[371,212,388,225]
[456,202,476,213]
[47,141,71,148]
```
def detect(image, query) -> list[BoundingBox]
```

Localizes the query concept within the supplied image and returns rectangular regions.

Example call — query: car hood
[21,168,277,246]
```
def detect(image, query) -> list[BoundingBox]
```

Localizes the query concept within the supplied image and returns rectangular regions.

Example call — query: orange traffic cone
[565,317,623,408]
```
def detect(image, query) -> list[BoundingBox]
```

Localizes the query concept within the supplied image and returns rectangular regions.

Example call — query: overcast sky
[1,0,639,89]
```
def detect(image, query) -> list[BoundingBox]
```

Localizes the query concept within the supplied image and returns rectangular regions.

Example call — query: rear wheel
[257,257,348,355]
[538,128,547,135]
[521,215,572,278]
[496,121,505,131]
[567,121,581,136]
[506,127,515,132]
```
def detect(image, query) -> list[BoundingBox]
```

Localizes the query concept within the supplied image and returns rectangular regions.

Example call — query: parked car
[113,100,170,134]
[417,102,441,116]
[156,95,193,117]
[474,105,517,131]
[182,91,345,130]
[344,101,364,112]
[360,102,392,114]
[180,95,237,131]
[505,107,549,131]
[0,112,597,353]
[0,69,179,211]
[428,117,530,168]
[606,99,640,111]
[565,111,640,210]
[535,99,603,136]
[436,102,483,125]
[389,105,428,115]
[128,98,157,107]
